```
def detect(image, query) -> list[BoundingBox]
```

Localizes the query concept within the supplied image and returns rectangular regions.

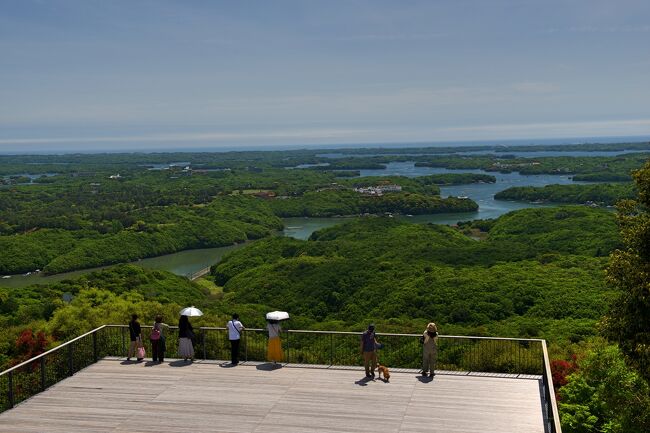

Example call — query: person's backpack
[150,327,161,341]
[362,331,374,349]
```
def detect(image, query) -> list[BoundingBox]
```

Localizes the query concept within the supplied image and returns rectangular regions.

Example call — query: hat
[426,322,438,332]
[368,323,375,330]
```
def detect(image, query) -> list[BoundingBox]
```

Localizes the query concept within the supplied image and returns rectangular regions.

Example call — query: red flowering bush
[550,355,578,400]
[13,329,49,365]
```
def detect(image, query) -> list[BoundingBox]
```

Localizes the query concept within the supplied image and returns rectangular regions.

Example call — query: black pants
[151,336,166,362]
[230,339,240,364]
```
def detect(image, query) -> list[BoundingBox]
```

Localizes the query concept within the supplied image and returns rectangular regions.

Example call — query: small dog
[376,364,390,382]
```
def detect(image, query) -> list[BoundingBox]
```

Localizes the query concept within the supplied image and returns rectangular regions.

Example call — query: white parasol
[266,311,290,321]
[179,306,203,317]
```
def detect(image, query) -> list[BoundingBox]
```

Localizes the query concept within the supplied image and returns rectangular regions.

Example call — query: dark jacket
[128,320,141,341]
[178,320,194,338]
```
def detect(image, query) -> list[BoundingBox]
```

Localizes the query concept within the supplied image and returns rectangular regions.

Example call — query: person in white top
[227,313,245,365]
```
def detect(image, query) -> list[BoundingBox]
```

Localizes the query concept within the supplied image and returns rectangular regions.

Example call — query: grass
[195,277,223,298]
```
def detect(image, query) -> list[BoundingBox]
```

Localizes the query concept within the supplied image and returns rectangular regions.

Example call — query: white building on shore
[353,184,402,196]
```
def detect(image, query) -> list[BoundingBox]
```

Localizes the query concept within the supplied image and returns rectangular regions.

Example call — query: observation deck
[0,325,561,433]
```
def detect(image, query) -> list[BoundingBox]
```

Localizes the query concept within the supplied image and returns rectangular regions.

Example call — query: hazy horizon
[0,134,649,156]
[2,1,649,153]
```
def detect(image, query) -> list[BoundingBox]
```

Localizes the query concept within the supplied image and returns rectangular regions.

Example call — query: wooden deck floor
[0,359,546,433]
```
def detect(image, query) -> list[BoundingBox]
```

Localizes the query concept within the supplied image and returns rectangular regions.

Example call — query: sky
[1,0,650,152]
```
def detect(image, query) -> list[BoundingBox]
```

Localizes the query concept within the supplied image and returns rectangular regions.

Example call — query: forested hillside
[495,183,636,205]
[0,195,282,274]
[0,205,622,369]
[213,206,619,341]
[0,162,480,274]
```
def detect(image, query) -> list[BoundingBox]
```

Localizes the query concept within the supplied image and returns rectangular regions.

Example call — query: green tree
[605,160,650,381]
[560,343,650,433]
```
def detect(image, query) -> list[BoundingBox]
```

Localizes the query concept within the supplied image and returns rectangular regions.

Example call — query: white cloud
[511,82,559,94]
[0,83,564,126]
[0,128,374,146]
[418,119,650,141]
[545,25,650,34]
[316,32,449,42]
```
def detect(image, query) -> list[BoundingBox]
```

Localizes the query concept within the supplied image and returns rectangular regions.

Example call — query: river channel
[2,244,244,289]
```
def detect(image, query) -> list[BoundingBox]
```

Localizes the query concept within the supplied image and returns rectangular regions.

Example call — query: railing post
[40,357,46,391]
[67,344,74,377]
[8,371,14,409]
[121,326,126,357]
[541,350,549,430]
[330,333,333,366]
[93,331,98,362]
[286,330,290,364]
[202,328,207,361]
[244,330,248,362]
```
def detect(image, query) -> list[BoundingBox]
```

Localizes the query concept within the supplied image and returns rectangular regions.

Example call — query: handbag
[150,327,161,341]
[137,346,146,359]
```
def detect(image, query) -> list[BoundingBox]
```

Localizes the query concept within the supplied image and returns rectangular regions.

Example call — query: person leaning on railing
[266,319,283,364]
[227,313,245,365]
[421,322,438,377]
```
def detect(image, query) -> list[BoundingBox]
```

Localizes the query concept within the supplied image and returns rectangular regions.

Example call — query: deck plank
[0,359,545,433]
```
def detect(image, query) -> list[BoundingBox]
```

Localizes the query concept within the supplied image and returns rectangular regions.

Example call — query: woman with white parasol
[266,311,289,364]
[178,306,202,362]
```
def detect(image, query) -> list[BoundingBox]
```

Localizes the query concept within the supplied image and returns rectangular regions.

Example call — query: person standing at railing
[127,314,143,362]
[360,324,378,378]
[266,320,283,364]
[227,313,245,365]
[150,315,169,363]
[421,322,438,378]
[178,315,195,362]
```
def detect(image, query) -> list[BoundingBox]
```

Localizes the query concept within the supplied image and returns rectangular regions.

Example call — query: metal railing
[187,266,211,281]
[0,326,107,415]
[0,325,561,432]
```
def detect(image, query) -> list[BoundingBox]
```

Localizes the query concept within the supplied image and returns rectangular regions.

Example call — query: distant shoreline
[0,134,649,155]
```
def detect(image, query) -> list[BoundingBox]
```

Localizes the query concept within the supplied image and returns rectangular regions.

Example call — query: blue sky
[1,0,649,151]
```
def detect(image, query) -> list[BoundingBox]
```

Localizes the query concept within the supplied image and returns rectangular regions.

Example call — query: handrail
[542,340,563,433]
[161,325,545,341]
[0,325,107,378]
[1,325,548,376]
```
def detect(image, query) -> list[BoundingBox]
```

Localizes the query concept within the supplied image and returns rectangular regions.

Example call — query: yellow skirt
[267,336,283,362]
